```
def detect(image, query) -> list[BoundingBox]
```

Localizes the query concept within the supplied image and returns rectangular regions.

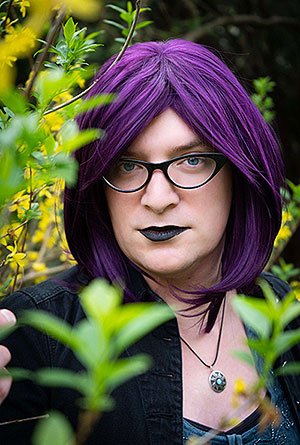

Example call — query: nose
[140,170,180,214]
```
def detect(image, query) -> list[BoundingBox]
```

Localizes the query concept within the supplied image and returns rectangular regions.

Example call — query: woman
[0,40,299,444]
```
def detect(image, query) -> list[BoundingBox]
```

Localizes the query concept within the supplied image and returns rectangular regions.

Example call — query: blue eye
[186,157,200,166]
[121,162,135,172]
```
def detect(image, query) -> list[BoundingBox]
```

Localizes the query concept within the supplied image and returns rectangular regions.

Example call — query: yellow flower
[282,211,292,224]
[8,190,31,218]
[41,112,65,133]
[14,0,31,17]
[53,91,73,104]
[6,243,26,269]
[4,18,19,32]
[32,261,46,272]
[234,378,246,395]
[274,225,292,247]
[27,251,38,261]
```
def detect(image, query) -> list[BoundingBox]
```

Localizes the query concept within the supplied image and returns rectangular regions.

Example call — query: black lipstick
[139,226,188,242]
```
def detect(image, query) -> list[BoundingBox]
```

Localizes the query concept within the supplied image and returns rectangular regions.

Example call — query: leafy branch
[43,0,142,117]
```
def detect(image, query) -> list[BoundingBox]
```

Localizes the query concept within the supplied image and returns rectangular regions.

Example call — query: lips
[139,226,189,242]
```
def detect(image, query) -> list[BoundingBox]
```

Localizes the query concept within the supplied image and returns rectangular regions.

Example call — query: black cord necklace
[179,295,227,393]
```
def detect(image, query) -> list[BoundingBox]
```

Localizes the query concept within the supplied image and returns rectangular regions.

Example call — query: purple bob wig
[64,39,284,325]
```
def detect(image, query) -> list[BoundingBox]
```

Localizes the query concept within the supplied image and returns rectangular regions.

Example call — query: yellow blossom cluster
[274,211,293,247]
[14,0,31,18]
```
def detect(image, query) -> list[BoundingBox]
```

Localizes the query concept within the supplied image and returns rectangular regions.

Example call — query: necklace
[179,295,227,393]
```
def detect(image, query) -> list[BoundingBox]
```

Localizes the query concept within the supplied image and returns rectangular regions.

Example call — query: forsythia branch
[43,0,142,116]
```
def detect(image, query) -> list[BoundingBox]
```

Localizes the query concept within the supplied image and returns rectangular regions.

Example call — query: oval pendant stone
[209,370,226,393]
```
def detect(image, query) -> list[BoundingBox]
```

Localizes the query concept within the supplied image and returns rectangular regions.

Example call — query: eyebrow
[124,139,210,158]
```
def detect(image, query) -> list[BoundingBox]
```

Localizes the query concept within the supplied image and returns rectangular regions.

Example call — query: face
[105,108,232,286]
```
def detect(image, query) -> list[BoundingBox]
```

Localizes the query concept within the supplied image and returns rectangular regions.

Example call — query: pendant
[209,370,226,393]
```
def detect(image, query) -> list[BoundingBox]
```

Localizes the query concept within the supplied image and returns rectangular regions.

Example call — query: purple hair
[64,40,284,330]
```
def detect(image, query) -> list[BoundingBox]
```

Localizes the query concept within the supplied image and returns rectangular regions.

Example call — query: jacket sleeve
[0,290,52,444]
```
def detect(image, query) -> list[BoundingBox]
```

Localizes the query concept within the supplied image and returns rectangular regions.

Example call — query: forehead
[124,108,210,161]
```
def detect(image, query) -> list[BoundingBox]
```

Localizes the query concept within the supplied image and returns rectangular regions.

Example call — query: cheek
[104,189,136,247]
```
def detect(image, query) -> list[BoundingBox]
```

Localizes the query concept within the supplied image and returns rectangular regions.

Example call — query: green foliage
[232,279,300,381]
[105,2,152,44]
[16,279,174,413]
[251,76,276,123]
[38,17,102,72]
[271,258,300,282]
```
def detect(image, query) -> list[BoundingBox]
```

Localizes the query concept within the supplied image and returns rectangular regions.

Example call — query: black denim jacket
[0,266,299,444]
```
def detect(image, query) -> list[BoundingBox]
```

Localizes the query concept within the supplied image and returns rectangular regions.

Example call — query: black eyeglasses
[103,153,227,193]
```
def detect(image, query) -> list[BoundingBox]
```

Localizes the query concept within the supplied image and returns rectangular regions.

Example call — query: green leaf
[247,338,272,356]
[74,319,106,367]
[275,362,300,376]
[135,20,153,30]
[20,310,79,350]
[105,354,152,391]
[258,278,279,312]
[80,279,122,321]
[63,17,76,44]
[232,296,272,338]
[0,89,29,115]
[103,19,126,30]
[5,367,33,380]
[231,350,255,368]
[75,94,115,113]
[273,329,300,356]
[61,128,101,153]
[106,4,127,14]
[127,1,132,13]
[280,302,300,328]
[0,324,17,341]
[32,410,74,445]
[114,304,174,355]
[35,368,90,395]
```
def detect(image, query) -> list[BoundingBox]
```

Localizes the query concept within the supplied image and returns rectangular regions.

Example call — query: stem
[75,411,100,445]
[10,168,33,294]
[43,0,142,116]
[1,0,14,35]
[0,414,49,426]
[24,9,66,98]
[0,221,29,241]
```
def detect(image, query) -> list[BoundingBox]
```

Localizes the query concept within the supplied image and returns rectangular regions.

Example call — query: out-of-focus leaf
[273,329,300,356]
[104,354,152,391]
[32,410,74,445]
[113,304,174,355]
[35,368,90,395]
[275,362,300,376]
[20,310,80,350]
[231,350,255,368]
[232,296,272,338]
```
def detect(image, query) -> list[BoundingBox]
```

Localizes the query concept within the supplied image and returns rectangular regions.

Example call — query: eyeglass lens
[104,155,217,192]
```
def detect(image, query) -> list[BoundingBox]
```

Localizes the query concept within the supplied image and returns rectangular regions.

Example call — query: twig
[24,9,66,98]
[36,221,55,264]
[1,0,14,35]
[0,414,49,426]
[0,221,29,241]
[20,263,71,284]
[183,15,300,41]
[43,0,142,116]
[10,168,33,294]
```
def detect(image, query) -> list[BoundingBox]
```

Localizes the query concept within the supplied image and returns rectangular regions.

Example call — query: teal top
[183,326,300,444]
